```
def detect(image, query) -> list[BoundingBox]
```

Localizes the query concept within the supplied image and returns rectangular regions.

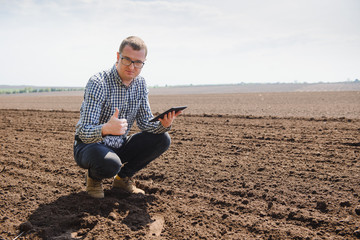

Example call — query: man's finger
[168,111,175,119]
[112,108,119,119]
[175,110,182,117]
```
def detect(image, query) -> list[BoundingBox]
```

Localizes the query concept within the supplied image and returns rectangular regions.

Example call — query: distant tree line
[0,87,84,94]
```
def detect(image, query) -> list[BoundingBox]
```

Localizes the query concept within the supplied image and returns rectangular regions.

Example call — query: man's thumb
[112,108,119,119]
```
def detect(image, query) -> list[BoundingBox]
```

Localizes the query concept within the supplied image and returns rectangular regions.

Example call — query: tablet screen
[149,106,187,122]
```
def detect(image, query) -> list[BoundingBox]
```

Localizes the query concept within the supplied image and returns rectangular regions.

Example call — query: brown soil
[1,92,360,239]
[0,91,359,119]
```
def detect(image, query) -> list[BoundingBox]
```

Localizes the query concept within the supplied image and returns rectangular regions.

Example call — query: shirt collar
[112,64,122,84]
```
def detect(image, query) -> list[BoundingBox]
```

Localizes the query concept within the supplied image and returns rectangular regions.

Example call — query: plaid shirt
[75,64,169,146]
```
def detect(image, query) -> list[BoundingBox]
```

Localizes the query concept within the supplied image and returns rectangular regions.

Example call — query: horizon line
[0,79,359,89]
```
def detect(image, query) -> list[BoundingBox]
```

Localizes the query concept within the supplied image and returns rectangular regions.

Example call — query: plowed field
[1,91,360,239]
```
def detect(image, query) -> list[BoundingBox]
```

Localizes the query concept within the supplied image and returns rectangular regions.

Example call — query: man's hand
[159,110,182,128]
[101,108,128,136]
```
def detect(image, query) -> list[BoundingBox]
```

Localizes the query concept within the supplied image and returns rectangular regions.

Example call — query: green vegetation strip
[0,87,84,94]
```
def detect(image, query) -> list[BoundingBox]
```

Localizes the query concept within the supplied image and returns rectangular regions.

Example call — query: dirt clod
[19,221,33,232]
[316,201,328,212]
[355,205,360,215]
[108,212,117,221]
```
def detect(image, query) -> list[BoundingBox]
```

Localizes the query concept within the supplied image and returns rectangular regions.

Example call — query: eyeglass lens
[121,57,144,68]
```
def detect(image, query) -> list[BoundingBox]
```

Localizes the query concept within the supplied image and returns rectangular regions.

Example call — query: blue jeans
[73,132,171,180]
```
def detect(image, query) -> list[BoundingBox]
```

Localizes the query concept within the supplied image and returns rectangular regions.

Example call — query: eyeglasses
[119,55,145,69]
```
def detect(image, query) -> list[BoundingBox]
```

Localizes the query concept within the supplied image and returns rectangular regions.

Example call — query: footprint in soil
[19,190,157,239]
[147,215,165,238]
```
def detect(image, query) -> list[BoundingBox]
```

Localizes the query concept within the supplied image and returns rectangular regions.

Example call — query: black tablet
[149,106,187,122]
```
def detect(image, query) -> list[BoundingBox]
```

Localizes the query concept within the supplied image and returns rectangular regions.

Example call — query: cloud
[0,0,359,86]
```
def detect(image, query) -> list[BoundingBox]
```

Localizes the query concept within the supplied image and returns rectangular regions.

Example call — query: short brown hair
[119,36,147,57]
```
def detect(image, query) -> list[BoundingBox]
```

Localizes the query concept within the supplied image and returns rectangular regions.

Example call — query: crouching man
[73,36,181,198]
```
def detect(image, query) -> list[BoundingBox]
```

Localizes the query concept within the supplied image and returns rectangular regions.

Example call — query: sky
[0,0,359,87]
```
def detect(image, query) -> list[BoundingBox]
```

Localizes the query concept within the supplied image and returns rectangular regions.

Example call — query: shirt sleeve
[76,78,105,143]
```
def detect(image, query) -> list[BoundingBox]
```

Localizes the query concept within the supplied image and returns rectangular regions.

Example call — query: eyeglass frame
[119,54,145,69]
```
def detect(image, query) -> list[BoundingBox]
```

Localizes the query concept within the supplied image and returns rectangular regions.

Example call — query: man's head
[119,36,147,57]
[116,36,147,85]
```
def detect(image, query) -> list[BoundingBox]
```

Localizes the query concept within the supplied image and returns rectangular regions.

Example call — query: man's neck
[115,66,133,86]
[121,79,133,86]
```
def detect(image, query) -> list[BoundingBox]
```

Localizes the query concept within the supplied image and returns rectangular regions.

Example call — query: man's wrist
[101,123,108,136]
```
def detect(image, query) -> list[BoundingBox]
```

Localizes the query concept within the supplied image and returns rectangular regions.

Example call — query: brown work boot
[112,176,145,194]
[85,172,104,198]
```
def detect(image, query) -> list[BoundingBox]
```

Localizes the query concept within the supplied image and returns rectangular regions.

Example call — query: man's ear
[116,52,120,61]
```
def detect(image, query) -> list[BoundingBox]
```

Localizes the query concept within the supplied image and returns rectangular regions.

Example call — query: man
[73,36,181,198]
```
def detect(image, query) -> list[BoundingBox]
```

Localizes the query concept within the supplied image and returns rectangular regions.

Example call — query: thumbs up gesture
[101,108,128,136]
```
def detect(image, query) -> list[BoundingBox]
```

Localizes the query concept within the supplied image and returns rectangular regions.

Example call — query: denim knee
[100,151,122,178]
[76,143,122,180]
[159,132,171,151]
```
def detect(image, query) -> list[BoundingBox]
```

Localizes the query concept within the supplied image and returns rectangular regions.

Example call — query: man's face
[116,45,146,85]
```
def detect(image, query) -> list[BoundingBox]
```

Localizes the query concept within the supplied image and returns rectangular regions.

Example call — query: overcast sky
[0,0,359,87]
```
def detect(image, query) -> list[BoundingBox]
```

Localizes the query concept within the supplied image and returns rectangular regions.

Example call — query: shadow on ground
[22,189,156,239]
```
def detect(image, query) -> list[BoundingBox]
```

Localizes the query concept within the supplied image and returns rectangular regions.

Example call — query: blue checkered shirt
[75,64,169,146]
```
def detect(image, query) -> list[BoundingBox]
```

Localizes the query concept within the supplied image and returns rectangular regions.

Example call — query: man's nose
[128,62,135,69]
